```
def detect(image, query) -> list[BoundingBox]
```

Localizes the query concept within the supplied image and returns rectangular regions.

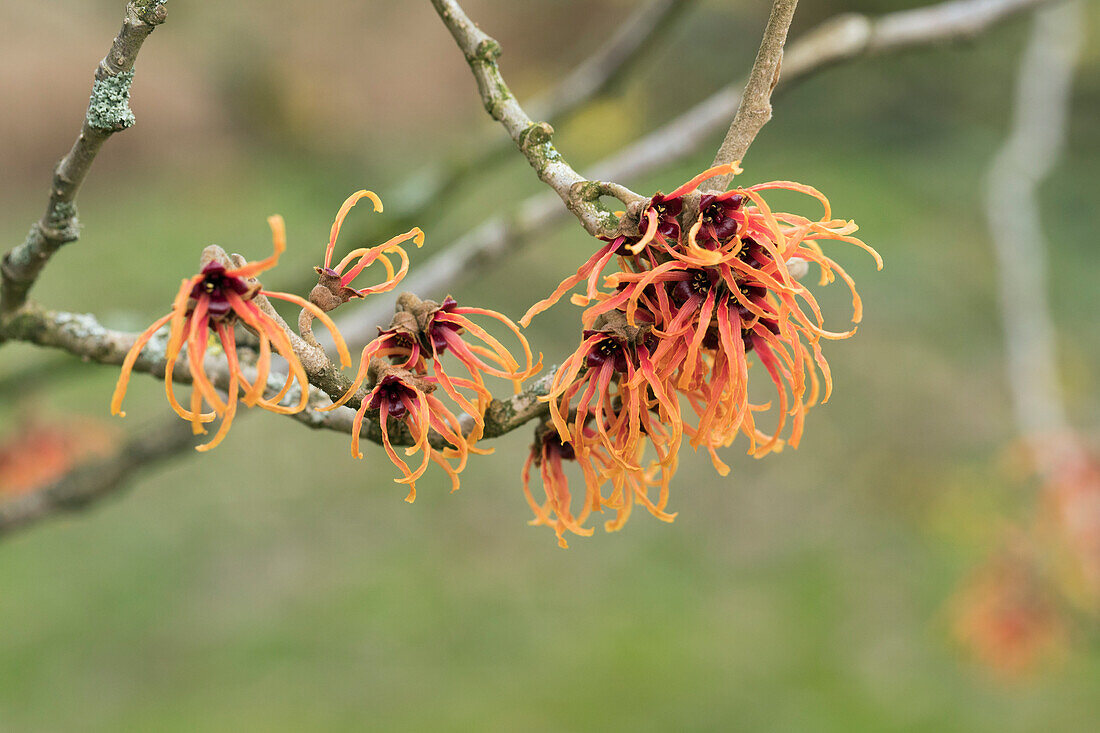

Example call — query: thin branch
[337,0,1053,344]
[395,0,695,220]
[704,0,799,191]
[429,0,645,236]
[0,416,197,537]
[0,1,168,317]
[985,0,1081,473]
[0,303,554,451]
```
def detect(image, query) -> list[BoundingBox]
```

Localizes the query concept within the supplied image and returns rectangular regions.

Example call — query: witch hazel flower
[952,540,1066,677]
[522,417,677,548]
[546,310,681,472]
[518,165,738,327]
[308,189,424,313]
[518,162,881,544]
[111,215,350,450]
[588,164,877,454]
[330,292,539,443]
[523,418,596,548]
[348,358,468,502]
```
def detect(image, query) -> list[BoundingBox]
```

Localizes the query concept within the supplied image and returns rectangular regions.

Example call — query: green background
[1,1,1099,730]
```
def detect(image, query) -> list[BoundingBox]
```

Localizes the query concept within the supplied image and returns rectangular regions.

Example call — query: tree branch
[703,0,799,191]
[982,1,1100,600]
[0,1,168,318]
[0,302,554,451]
[395,0,695,220]
[429,0,645,236]
[985,0,1081,473]
[337,0,1053,345]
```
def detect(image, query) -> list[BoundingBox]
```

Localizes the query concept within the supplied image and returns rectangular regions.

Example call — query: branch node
[476,38,502,61]
[132,1,169,26]
[519,121,555,152]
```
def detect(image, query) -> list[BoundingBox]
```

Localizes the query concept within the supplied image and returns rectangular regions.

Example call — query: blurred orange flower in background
[0,414,118,497]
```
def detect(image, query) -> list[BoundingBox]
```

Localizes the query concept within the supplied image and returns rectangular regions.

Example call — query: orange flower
[310,190,424,311]
[522,418,676,548]
[952,545,1065,677]
[0,416,117,496]
[545,311,680,472]
[348,359,468,502]
[520,163,879,539]
[329,293,539,443]
[111,215,350,450]
[1041,440,1100,602]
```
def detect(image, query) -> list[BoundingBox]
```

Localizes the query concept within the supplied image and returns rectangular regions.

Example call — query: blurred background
[1,0,1099,730]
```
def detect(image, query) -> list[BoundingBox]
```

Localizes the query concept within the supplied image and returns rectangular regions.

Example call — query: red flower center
[369,374,419,419]
[191,262,251,319]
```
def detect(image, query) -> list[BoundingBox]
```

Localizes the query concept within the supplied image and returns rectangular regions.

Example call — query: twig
[703,0,799,191]
[0,416,196,537]
[0,303,554,450]
[395,0,695,219]
[429,0,645,236]
[337,0,1054,344]
[985,0,1081,473]
[0,1,168,317]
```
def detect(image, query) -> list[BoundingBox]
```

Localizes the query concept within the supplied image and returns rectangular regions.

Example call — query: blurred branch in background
[983,0,1100,599]
[0,0,167,317]
[396,0,696,220]
[591,0,1060,187]
[954,0,1093,677]
[986,0,1080,467]
[337,0,1057,346]
[0,355,85,397]
[0,416,197,537]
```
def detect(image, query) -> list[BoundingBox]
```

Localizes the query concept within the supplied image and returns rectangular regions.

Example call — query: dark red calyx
[192,262,251,318]
[423,296,463,354]
[532,419,577,464]
[369,374,420,419]
[670,268,715,305]
[736,238,769,267]
[697,193,744,245]
[583,333,630,373]
[543,429,576,461]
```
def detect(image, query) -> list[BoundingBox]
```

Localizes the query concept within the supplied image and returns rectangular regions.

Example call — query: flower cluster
[327,292,539,500]
[111,187,544,504]
[521,163,881,545]
[111,190,416,451]
[111,216,352,450]
[108,170,876,547]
